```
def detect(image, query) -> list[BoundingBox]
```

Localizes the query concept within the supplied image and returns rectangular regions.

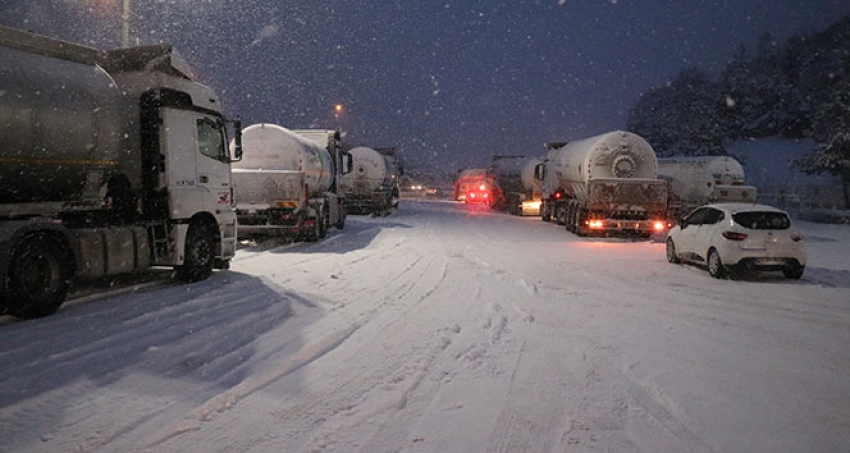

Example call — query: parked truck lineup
[537,130,668,236]
[232,124,348,240]
[0,25,242,318]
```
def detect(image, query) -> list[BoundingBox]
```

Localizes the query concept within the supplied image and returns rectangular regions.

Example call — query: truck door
[160,108,233,218]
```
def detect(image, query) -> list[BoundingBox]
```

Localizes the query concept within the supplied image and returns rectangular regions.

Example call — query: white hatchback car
[666,203,806,279]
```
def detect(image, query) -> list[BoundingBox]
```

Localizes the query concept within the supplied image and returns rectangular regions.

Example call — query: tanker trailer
[657,156,758,220]
[292,129,349,228]
[539,130,668,237]
[489,155,543,215]
[0,25,241,319]
[232,123,342,241]
[343,146,401,215]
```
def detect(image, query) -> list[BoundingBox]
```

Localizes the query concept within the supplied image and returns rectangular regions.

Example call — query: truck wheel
[177,222,215,282]
[6,234,71,319]
[319,209,328,239]
[306,217,321,242]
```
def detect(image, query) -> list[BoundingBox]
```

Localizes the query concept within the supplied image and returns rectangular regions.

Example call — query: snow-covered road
[2,200,849,453]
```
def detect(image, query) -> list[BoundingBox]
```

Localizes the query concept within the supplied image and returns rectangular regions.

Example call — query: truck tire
[177,222,215,282]
[565,204,576,232]
[6,233,71,319]
[318,208,328,239]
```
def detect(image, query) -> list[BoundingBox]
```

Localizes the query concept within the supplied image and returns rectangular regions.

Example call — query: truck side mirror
[534,164,545,181]
[232,119,243,161]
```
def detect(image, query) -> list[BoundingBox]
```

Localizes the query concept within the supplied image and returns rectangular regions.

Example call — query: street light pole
[121,0,131,47]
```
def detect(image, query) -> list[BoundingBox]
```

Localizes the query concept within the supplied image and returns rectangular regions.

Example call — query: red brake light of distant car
[554,191,562,200]
[483,193,489,198]
[722,231,748,241]
[469,192,477,199]
[479,184,487,191]
[791,233,803,242]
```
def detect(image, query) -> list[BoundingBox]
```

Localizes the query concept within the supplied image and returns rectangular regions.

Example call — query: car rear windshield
[732,212,791,230]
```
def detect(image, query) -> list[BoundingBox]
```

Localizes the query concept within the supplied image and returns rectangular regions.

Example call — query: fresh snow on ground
[1,199,849,453]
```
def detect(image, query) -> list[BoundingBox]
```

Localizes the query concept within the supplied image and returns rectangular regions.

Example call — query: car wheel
[707,248,725,279]
[783,264,805,279]
[666,238,680,263]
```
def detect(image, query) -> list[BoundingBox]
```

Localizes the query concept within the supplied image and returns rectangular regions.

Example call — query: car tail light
[791,233,803,242]
[722,231,748,241]
[554,191,562,200]
[652,220,667,231]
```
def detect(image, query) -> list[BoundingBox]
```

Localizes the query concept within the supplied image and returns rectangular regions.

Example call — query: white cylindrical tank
[346,146,396,193]
[520,157,543,192]
[657,156,747,203]
[544,131,658,196]
[235,123,335,194]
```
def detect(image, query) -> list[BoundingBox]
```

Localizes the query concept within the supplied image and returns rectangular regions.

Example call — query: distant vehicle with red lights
[454,169,499,205]
[537,130,668,237]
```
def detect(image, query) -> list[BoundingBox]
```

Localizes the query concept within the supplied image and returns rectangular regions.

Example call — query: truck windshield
[197,118,228,163]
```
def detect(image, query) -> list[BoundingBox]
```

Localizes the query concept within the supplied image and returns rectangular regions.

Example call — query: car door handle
[200,175,209,183]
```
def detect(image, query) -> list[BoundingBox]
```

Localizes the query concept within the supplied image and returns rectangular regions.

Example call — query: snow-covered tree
[627,68,727,156]
[719,35,802,139]
[795,75,850,208]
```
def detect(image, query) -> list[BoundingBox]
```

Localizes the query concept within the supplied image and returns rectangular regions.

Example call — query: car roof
[704,202,788,214]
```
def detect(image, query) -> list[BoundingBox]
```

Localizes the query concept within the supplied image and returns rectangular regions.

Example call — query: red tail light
[554,191,562,200]
[722,231,748,241]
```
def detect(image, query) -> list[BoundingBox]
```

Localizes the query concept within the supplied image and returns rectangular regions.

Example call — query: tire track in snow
[142,321,363,448]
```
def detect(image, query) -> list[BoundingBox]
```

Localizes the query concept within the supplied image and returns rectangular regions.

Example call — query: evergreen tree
[627,68,727,156]
[795,75,850,208]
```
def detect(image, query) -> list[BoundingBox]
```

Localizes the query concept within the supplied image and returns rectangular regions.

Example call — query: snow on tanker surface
[342,146,401,215]
[232,123,346,241]
[539,130,668,236]
[1,199,848,453]
[658,155,758,220]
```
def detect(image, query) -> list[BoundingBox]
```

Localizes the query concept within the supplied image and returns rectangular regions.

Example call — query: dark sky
[1,0,848,170]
